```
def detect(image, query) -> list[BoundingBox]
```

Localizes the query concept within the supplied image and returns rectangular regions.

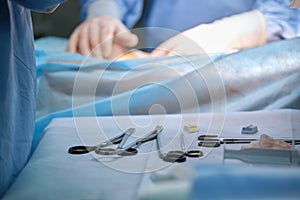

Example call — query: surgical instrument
[95,125,164,156]
[95,127,135,156]
[198,134,300,148]
[180,132,203,158]
[68,128,135,154]
[224,148,300,165]
[156,132,186,163]
[156,132,203,163]
[120,125,163,151]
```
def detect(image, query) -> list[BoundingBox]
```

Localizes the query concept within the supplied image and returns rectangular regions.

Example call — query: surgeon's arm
[67,0,141,59]
[151,10,267,56]
[152,0,299,56]
[10,0,65,11]
[253,0,300,41]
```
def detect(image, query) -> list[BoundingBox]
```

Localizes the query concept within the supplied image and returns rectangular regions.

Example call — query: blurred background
[32,1,81,39]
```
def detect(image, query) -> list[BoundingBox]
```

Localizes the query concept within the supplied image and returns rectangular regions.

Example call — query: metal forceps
[156,132,203,163]
[198,134,300,148]
[95,125,164,156]
[68,128,135,155]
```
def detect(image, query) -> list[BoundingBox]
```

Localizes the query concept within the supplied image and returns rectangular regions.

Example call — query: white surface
[3,109,300,200]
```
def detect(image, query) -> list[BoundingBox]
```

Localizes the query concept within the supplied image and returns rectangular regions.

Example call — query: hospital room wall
[31,0,81,38]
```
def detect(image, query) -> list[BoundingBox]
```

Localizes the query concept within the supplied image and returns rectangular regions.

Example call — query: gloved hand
[67,16,139,59]
[151,10,266,56]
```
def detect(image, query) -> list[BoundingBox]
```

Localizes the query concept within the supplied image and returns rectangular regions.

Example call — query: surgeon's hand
[152,10,266,56]
[67,16,139,59]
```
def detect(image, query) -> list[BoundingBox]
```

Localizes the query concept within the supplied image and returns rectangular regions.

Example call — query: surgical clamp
[95,125,163,156]
[68,128,135,154]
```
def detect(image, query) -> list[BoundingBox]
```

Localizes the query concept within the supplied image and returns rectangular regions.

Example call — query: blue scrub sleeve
[80,0,121,20]
[253,0,300,41]
[81,0,143,27]
[10,0,66,11]
[113,0,143,28]
[80,0,96,20]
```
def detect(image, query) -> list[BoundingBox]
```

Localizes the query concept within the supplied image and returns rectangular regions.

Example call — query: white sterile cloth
[3,109,300,200]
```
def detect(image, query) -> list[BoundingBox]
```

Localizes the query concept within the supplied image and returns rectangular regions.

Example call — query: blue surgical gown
[81,0,299,47]
[0,0,65,197]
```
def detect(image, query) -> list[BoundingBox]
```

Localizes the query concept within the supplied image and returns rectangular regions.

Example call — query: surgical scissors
[180,132,203,158]
[95,125,164,156]
[68,128,135,154]
[198,134,300,147]
[156,132,203,163]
